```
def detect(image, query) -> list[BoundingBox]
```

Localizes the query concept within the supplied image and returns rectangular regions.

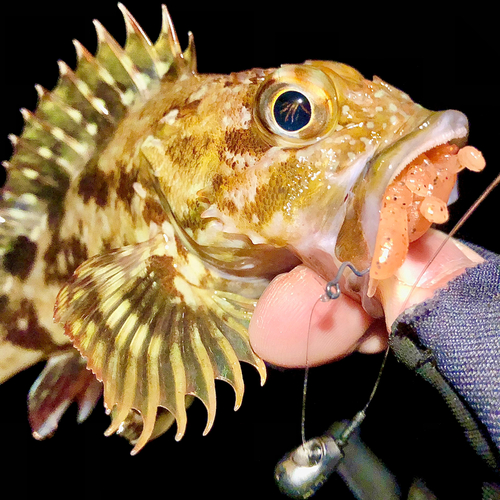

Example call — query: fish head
[144,59,468,304]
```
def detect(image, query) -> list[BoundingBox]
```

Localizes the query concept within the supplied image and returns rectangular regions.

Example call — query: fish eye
[273,90,312,132]
[255,65,339,147]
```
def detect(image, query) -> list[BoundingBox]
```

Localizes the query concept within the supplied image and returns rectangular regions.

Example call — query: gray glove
[390,244,500,477]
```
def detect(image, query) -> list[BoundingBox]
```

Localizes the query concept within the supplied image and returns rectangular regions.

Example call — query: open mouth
[366,110,485,285]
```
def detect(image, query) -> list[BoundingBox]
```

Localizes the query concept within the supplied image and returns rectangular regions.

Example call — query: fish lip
[360,109,469,254]
[376,109,469,184]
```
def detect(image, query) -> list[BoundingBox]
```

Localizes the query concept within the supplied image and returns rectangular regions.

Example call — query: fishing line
[277,263,391,500]
[301,262,371,447]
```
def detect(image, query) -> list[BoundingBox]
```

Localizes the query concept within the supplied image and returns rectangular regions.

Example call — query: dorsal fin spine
[7,134,68,185]
[20,108,88,159]
[33,84,97,161]
[118,3,165,80]
[56,60,116,127]
[58,59,113,120]
[72,39,121,90]
[157,4,182,60]
[183,32,198,74]
[93,19,147,95]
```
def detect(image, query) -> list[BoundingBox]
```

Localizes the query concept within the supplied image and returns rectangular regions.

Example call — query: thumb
[249,265,374,367]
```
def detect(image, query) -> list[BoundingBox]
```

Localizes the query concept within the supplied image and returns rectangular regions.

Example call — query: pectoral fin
[54,232,267,454]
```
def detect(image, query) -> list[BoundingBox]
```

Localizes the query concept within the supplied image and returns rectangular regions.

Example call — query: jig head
[275,412,365,499]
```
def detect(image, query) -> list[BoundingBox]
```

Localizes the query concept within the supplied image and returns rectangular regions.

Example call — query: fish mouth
[360,109,469,256]
[331,109,471,314]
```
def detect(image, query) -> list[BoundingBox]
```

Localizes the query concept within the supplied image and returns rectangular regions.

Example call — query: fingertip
[249,266,320,367]
[249,265,374,367]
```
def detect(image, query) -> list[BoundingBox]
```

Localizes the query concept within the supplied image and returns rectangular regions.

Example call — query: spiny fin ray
[183,32,197,74]
[1,4,190,248]
[154,4,183,72]
[118,3,164,81]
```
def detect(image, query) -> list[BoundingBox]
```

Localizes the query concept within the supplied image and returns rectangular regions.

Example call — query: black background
[0,2,498,499]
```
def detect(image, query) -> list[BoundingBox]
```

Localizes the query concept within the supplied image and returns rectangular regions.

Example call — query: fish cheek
[223,128,271,160]
[242,156,307,230]
[335,208,372,271]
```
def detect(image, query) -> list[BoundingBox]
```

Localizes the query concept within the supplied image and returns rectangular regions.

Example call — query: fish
[0,2,496,492]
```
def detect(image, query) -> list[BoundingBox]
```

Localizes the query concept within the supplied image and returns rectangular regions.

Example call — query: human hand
[249,229,484,367]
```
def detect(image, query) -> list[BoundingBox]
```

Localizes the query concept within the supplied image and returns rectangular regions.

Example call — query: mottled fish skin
[1,4,271,448]
[0,4,473,452]
[146,62,432,271]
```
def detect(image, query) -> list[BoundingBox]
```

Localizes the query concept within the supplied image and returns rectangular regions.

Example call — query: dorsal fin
[0,4,197,385]
[1,4,196,246]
